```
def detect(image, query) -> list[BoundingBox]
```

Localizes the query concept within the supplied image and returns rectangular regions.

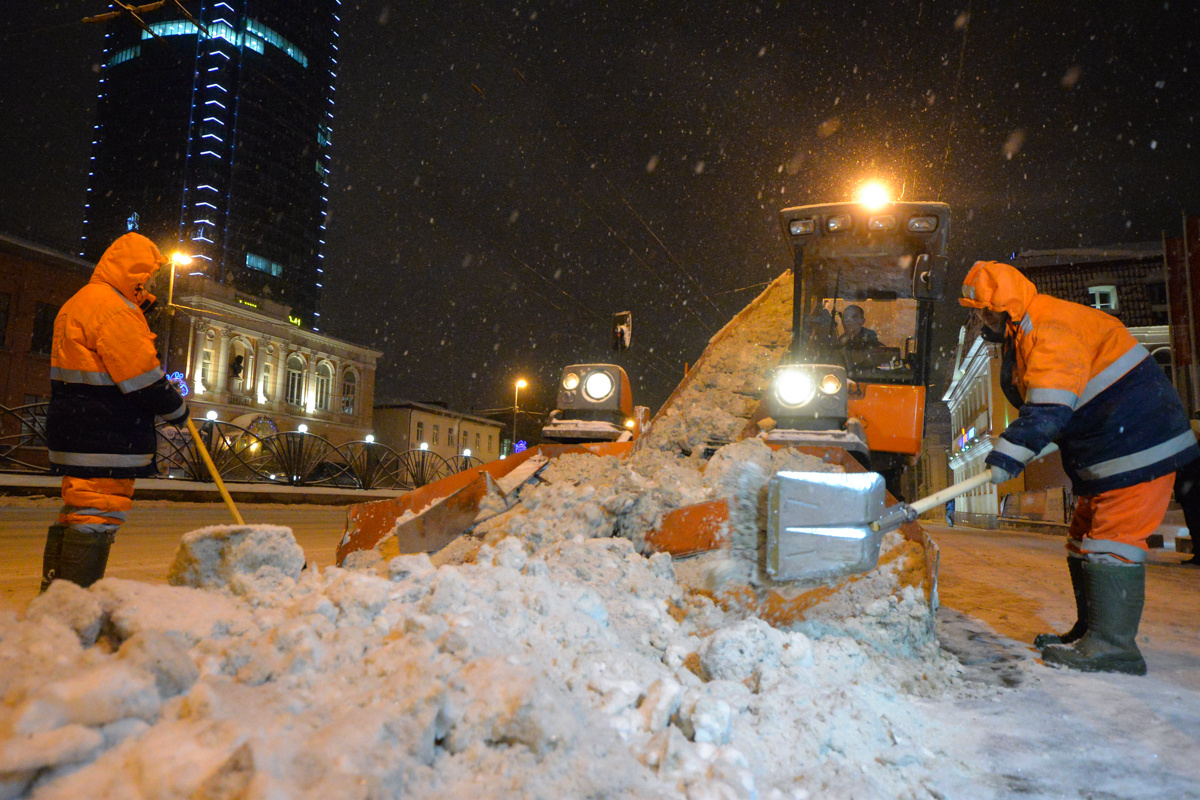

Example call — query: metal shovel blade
[766,471,888,582]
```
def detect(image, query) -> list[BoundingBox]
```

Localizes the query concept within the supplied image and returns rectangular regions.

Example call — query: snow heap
[0,434,966,800]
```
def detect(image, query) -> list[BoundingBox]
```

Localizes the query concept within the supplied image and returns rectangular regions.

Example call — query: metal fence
[0,402,482,491]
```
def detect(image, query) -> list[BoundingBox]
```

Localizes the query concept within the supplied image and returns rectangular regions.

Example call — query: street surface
[0,496,346,611]
[2,497,1198,688]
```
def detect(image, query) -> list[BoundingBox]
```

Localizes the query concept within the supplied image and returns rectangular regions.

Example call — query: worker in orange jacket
[42,232,189,591]
[961,260,1198,675]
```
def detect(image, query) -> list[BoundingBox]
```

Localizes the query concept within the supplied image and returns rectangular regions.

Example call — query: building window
[246,253,284,277]
[0,292,9,349]
[260,361,273,401]
[315,363,332,411]
[488,434,493,451]
[447,426,454,444]
[341,369,357,415]
[1088,285,1118,311]
[199,349,214,392]
[415,421,424,445]
[107,45,140,66]
[31,302,59,355]
[286,355,305,406]
[433,425,440,445]
[475,432,481,450]
[462,430,469,447]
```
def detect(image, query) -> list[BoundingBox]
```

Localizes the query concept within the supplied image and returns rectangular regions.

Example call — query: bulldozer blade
[337,441,636,565]
[645,499,730,556]
[377,472,493,559]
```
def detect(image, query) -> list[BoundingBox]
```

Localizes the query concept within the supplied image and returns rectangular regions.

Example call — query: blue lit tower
[82,0,340,329]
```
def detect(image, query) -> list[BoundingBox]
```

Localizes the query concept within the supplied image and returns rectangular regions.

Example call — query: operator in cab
[961,259,1198,675]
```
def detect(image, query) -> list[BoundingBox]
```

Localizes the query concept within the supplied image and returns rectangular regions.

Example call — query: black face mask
[980,323,1007,343]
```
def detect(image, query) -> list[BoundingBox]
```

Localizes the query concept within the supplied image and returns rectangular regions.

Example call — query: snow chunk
[167,524,306,591]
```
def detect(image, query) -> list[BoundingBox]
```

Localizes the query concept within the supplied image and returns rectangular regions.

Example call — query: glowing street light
[513,378,528,449]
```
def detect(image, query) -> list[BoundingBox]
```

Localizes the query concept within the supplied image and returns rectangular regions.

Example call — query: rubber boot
[1034,557,1088,649]
[39,524,69,593]
[54,527,116,589]
[1041,561,1147,676]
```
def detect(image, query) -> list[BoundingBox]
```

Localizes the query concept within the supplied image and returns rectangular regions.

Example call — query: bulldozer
[540,363,642,444]
[335,193,950,629]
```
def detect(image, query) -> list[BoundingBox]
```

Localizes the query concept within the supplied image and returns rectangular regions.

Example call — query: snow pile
[639,272,794,455]
[0,440,970,800]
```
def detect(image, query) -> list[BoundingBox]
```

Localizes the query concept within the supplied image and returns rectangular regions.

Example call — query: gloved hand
[989,465,1016,484]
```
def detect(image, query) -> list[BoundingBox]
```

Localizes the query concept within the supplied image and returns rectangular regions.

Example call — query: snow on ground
[7,434,1199,799]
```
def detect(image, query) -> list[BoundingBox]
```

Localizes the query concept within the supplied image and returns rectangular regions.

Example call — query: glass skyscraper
[82,0,340,328]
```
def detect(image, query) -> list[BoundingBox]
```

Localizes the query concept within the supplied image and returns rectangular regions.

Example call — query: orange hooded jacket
[960,260,1196,495]
[47,233,188,478]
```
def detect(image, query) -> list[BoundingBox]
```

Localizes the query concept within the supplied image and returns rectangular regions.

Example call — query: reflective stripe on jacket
[48,233,188,479]
[961,260,1198,495]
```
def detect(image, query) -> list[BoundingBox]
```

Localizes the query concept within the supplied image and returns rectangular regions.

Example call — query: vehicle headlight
[789,217,815,236]
[826,214,852,232]
[819,373,842,394]
[583,370,615,401]
[907,215,939,232]
[775,369,816,408]
[562,372,580,390]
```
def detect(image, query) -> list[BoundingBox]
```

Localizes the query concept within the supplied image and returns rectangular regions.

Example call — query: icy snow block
[766,471,887,582]
[168,524,305,590]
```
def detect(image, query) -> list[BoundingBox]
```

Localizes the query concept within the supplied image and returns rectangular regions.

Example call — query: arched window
[341,368,357,415]
[286,354,305,406]
[315,362,333,411]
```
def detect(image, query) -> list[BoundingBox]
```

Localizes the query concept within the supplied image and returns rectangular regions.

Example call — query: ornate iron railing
[0,402,466,491]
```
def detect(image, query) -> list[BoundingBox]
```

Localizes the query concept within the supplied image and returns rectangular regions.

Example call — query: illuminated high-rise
[82,0,340,328]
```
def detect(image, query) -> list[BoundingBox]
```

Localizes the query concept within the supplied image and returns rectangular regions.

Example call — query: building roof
[374,400,504,428]
[1010,241,1161,269]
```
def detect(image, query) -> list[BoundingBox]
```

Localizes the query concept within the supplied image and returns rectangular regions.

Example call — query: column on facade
[214,327,232,396]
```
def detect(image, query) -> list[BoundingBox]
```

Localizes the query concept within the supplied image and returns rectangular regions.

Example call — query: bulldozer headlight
[789,217,815,236]
[819,373,842,394]
[775,369,817,408]
[868,215,896,232]
[583,370,615,402]
[907,215,939,232]
[826,214,852,232]
[562,372,580,391]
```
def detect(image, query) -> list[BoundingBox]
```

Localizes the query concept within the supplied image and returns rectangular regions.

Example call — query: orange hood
[958,260,1038,320]
[91,232,166,307]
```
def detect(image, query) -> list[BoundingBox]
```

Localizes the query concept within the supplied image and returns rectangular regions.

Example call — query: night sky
[3,1,1198,422]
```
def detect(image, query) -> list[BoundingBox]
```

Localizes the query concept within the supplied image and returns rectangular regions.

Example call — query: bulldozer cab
[782,200,950,388]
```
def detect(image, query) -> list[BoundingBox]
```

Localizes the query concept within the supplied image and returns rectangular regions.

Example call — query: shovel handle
[186,416,245,525]
[906,442,1060,518]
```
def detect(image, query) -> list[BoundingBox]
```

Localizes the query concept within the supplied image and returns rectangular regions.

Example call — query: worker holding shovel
[960,260,1198,675]
[41,233,190,592]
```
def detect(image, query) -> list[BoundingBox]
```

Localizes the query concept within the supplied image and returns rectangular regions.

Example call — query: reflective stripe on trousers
[1067,472,1175,561]
[57,476,135,535]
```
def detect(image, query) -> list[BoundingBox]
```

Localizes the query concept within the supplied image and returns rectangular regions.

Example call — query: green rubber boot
[39,524,69,593]
[1041,561,1147,676]
[54,527,116,589]
[1034,556,1088,649]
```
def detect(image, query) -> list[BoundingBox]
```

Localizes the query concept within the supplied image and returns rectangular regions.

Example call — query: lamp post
[161,251,192,372]
[513,378,527,451]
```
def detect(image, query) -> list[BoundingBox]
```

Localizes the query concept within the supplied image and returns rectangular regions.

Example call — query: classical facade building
[158,273,379,444]
[373,402,504,464]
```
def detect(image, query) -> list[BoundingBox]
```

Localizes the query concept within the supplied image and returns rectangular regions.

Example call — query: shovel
[766,444,1058,582]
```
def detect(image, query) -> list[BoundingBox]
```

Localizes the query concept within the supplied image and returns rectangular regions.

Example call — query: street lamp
[161,250,192,371]
[513,378,527,451]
